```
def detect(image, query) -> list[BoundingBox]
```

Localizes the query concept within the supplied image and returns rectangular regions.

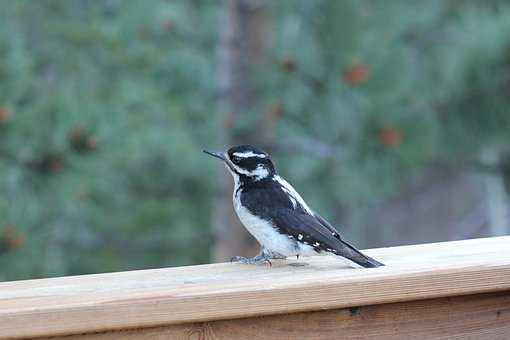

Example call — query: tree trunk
[481,148,510,236]
[213,0,270,261]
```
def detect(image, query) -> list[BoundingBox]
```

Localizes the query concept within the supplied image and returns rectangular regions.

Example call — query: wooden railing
[1,236,509,339]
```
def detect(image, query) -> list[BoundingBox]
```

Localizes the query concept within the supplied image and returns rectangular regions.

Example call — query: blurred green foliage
[1,0,510,280]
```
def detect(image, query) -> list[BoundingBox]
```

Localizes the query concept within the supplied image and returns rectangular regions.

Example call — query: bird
[204,145,384,268]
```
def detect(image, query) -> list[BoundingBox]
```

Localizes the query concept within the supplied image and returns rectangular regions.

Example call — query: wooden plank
[1,236,510,339]
[44,291,510,340]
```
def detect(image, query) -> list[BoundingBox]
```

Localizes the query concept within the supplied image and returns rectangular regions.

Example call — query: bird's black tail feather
[337,240,384,268]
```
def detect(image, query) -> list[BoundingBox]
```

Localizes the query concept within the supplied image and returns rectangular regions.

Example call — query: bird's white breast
[233,185,317,256]
[233,187,298,256]
[229,172,319,257]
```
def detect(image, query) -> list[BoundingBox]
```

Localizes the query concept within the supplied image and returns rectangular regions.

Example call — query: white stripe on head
[230,163,269,180]
[251,165,269,180]
[232,151,267,158]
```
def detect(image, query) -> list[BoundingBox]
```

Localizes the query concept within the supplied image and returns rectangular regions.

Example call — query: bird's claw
[230,256,244,263]
[266,251,287,260]
[230,255,272,266]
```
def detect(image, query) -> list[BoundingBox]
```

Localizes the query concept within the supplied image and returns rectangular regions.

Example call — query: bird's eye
[232,156,241,163]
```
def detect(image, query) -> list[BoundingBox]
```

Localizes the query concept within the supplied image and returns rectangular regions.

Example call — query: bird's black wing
[240,183,333,244]
[240,181,384,267]
[272,209,341,249]
[313,212,342,239]
[271,209,384,268]
[240,180,296,218]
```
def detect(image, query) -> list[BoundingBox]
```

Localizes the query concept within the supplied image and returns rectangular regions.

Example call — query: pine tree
[1,0,510,280]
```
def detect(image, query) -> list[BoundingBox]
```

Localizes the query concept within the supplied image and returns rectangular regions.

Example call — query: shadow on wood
[44,291,510,340]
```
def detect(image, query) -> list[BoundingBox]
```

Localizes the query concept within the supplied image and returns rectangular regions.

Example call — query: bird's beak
[203,150,226,161]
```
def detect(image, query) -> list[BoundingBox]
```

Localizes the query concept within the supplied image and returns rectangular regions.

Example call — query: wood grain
[1,236,510,339]
[43,291,510,340]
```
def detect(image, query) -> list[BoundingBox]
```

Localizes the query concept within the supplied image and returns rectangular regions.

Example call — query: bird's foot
[230,254,272,266]
[265,250,287,260]
[230,248,288,266]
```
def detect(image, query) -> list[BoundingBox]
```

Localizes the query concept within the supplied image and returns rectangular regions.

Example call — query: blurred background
[1,0,510,281]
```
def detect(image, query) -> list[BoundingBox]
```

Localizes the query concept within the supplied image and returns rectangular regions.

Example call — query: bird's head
[204,145,276,182]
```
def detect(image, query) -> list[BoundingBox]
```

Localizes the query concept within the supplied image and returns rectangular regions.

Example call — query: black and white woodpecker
[204,145,384,268]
